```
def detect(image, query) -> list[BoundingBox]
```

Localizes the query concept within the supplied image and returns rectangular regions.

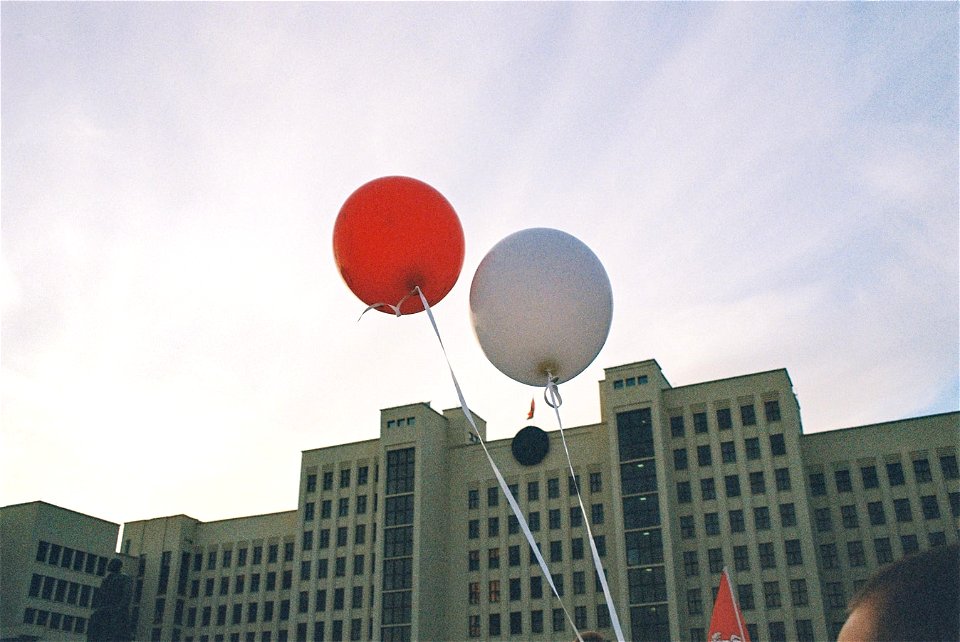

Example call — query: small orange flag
[527,398,535,420]
[707,569,751,642]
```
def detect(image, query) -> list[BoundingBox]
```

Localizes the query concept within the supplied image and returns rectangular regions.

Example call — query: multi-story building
[0,500,136,641]
[3,359,957,642]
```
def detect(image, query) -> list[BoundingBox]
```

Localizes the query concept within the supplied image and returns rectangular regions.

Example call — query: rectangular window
[708,548,724,573]
[489,580,501,603]
[809,472,826,496]
[589,471,602,492]
[549,541,563,563]
[721,441,736,463]
[921,495,941,519]
[687,588,703,615]
[874,537,893,565]
[745,437,761,460]
[754,506,771,530]
[769,434,786,456]
[902,534,919,555]
[530,576,543,599]
[847,541,866,567]
[738,584,755,610]
[785,539,803,565]
[697,445,712,467]
[568,475,580,496]
[677,481,692,504]
[790,579,809,606]
[704,512,720,536]
[468,489,479,510]
[815,507,833,532]
[841,504,859,528]
[716,408,732,430]
[617,409,655,460]
[510,611,523,635]
[622,494,660,529]
[701,478,716,501]
[670,415,685,437]
[780,503,796,527]
[591,504,604,525]
[548,478,560,498]
[468,582,480,605]
[835,469,852,492]
[725,475,741,497]
[734,545,750,571]
[528,512,540,531]
[683,551,699,577]
[488,548,500,569]
[894,498,913,522]
[487,486,499,507]
[468,550,479,572]
[940,454,959,479]
[868,501,886,525]
[509,545,521,566]
[729,509,745,533]
[749,471,766,495]
[340,468,350,489]
[488,517,499,537]
[468,615,480,638]
[764,400,781,421]
[680,515,695,539]
[758,542,776,569]
[549,509,561,529]
[625,529,664,566]
[774,467,791,491]
[764,581,782,608]
[740,404,757,426]
[913,459,933,483]
[527,481,539,501]
[673,448,688,470]
[693,412,708,433]
[861,465,879,489]
[386,448,415,494]
[886,461,905,486]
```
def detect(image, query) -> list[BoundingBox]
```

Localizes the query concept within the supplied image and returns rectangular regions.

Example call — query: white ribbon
[544,372,626,642]
[403,287,585,642]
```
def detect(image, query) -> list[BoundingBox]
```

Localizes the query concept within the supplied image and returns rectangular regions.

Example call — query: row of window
[27,573,97,606]
[180,587,371,629]
[189,554,371,600]
[469,473,604,509]
[303,524,371,551]
[305,465,374,494]
[467,603,611,638]
[682,540,805,576]
[468,569,611,605]
[688,619,817,642]
[467,504,605,539]
[196,543,295,573]
[676,472,790,504]
[22,608,87,634]
[814,494,954,531]
[34,540,110,576]
[612,374,649,389]
[673,436,787,471]
[669,400,782,438]
[820,535,951,570]
[809,455,958,495]
[679,503,801,538]
[304,495,373,522]
[467,538,607,571]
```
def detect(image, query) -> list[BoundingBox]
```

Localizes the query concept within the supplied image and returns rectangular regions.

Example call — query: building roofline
[200,509,298,526]
[801,410,960,437]
[667,367,792,392]
[302,436,380,456]
[1,500,120,527]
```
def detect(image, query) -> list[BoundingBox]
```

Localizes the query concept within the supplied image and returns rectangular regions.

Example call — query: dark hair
[848,544,959,642]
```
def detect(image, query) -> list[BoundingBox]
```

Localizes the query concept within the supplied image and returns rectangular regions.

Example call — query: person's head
[838,544,959,642]
[108,558,123,574]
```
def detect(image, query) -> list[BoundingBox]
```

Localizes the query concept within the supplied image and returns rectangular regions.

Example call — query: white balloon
[470,228,613,386]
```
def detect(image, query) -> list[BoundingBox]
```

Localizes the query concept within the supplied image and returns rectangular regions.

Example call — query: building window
[874,537,893,565]
[468,520,479,539]
[769,434,786,456]
[734,545,750,571]
[820,543,840,568]
[321,501,332,519]
[893,498,912,522]
[940,454,959,479]
[764,400,781,422]
[716,408,732,430]
[790,579,809,606]
[687,588,703,615]
[758,542,776,569]
[835,469,852,492]
[527,481,539,501]
[677,481,692,504]
[625,529,664,566]
[488,517,500,537]
[763,581,782,608]
[704,512,720,536]
[902,534,920,555]
[670,415,685,438]
[340,469,350,489]
[683,551,699,577]
[468,490,479,510]
[489,580,501,603]
[693,412,708,433]
[701,478,716,501]
[589,472,602,493]
[510,611,523,635]
[785,539,803,565]
[549,541,563,563]
[740,404,757,426]
[860,465,879,489]
[725,475,741,498]
[591,504,604,525]
[774,467,791,491]
[468,550,479,572]
[841,504,859,528]
[569,475,580,496]
[721,441,737,463]
[847,541,866,567]
[528,512,541,531]
[729,509,745,533]
[738,584,755,610]
[680,515,695,539]
[780,503,797,527]
[808,472,826,496]
[623,494,660,529]
[548,478,560,498]
[697,445,712,467]
[468,582,480,605]
[815,507,833,532]
[549,509,561,530]
[386,448,415,494]
[921,495,941,519]
[673,448,688,471]
[508,545,521,566]
[886,461,905,486]
[708,548,724,573]
[867,501,886,525]
[749,471,765,495]
[487,486,499,507]
[552,609,566,633]
[488,548,500,569]
[467,613,481,638]
[754,506,771,530]
[530,576,543,599]
[913,458,933,483]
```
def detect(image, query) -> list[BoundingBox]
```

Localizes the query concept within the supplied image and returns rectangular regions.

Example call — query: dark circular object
[512,426,550,466]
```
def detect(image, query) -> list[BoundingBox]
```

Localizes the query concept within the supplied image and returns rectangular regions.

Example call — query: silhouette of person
[837,543,959,642]
[87,558,133,641]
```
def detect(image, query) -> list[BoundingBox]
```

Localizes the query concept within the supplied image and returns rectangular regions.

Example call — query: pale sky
[2,2,957,525]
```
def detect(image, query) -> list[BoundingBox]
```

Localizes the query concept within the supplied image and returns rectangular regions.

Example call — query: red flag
[527,398,535,420]
[706,569,751,642]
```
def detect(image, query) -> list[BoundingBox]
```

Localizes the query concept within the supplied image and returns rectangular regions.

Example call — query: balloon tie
[544,373,562,409]
[357,288,418,320]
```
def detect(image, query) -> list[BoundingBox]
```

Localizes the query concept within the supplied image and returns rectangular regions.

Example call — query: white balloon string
[413,287,584,642]
[545,373,626,642]
[357,289,419,320]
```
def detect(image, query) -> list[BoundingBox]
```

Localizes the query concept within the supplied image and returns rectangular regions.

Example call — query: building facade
[0,501,136,641]
[3,359,958,642]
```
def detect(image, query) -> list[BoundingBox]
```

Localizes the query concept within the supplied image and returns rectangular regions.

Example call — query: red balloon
[333,176,465,314]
